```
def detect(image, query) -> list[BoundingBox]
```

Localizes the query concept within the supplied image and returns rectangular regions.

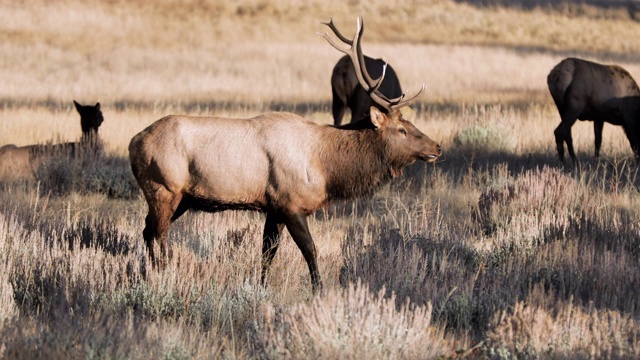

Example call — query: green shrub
[453,124,515,155]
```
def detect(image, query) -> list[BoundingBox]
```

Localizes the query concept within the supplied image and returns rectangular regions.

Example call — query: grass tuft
[253,281,452,359]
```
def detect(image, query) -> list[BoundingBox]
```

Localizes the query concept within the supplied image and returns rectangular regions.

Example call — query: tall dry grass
[2,102,639,358]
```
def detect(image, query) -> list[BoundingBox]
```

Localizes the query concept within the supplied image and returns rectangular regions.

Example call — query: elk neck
[317,124,394,200]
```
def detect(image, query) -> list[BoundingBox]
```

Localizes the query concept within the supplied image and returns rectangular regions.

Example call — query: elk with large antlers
[323,18,403,126]
[129,16,440,293]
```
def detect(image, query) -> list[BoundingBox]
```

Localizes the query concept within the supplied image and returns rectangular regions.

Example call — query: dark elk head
[74,100,104,138]
[319,17,441,168]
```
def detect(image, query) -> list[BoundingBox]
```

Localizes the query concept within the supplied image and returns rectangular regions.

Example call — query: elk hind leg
[554,124,567,163]
[622,125,640,162]
[142,186,183,268]
[554,111,579,164]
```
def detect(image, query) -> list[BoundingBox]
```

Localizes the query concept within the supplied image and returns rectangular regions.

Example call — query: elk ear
[369,107,387,129]
[95,102,101,111]
[74,100,82,112]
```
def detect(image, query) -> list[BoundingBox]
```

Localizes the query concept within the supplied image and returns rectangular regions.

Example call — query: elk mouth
[419,153,440,163]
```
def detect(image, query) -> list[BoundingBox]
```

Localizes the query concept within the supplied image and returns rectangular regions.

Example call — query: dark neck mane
[318,125,393,201]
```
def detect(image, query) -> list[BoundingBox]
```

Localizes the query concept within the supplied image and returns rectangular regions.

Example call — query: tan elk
[0,101,104,179]
[547,57,640,163]
[128,17,441,293]
[324,18,403,126]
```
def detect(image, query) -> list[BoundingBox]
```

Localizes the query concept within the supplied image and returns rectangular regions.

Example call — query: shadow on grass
[431,145,640,191]
[456,0,638,11]
[339,209,640,340]
[336,144,640,339]
[61,221,133,256]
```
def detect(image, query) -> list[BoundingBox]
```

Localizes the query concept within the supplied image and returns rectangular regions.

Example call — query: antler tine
[321,18,353,45]
[317,31,349,54]
[372,82,427,110]
[375,91,404,105]
[390,84,427,110]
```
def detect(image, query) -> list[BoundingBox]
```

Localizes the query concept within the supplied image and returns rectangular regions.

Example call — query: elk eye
[398,128,407,136]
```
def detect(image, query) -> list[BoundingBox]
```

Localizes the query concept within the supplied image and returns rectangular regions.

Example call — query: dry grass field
[1,0,640,358]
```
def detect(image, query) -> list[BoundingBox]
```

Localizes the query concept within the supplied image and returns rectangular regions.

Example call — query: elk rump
[547,57,640,163]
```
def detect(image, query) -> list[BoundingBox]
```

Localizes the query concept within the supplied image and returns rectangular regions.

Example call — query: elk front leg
[348,86,372,123]
[594,120,604,158]
[261,212,285,286]
[331,88,348,126]
[283,213,322,293]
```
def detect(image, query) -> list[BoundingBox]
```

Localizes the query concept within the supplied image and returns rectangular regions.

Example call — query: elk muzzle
[420,142,442,162]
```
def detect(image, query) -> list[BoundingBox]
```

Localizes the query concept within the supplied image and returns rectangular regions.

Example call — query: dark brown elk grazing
[0,101,104,179]
[324,18,403,126]
[128,17,441,293]
[547,57,640,163]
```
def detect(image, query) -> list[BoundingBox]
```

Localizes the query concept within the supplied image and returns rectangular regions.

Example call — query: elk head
[74,100,104,138]
[371,107,440,172]
[320,16,440,168]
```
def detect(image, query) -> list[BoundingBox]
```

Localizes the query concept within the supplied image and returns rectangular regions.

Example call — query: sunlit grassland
[1,0,640,358]
[3,0,640,106]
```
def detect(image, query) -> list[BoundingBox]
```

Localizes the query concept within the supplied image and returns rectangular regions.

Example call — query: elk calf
[129,17,441,293]
[0,101,104,179]
[547,57,640,163]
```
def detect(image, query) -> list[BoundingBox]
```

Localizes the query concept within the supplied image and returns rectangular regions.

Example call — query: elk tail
[547,59,576,109]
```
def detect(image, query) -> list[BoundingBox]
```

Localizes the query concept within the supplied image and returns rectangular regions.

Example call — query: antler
[319,16,425,111]
[319,17,382,94]
[382,84,427,110]
[320,18,353,46]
